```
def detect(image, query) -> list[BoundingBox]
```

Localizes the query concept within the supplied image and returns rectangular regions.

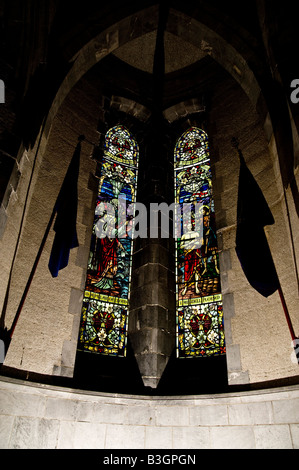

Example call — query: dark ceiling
[0,0,298,181]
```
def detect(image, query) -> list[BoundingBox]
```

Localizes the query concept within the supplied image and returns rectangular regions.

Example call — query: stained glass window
[174,127,226,358]
[78,125,139,357]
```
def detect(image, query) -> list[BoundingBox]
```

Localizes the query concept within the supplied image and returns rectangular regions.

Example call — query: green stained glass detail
[175,128,226,358]
[78,126,139,357]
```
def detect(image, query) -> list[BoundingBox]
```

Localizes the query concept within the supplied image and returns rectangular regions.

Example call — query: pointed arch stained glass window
[174,127,226,358]
[78,125,139,357]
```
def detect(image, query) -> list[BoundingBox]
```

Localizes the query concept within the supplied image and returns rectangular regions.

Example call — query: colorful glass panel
[78,125,139,357]
[175,128,226,358]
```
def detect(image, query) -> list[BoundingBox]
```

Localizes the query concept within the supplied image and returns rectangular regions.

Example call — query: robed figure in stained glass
[180,223,203,296]
[78,126,139,357]
[93,237,125,292]
[174,128,225,358]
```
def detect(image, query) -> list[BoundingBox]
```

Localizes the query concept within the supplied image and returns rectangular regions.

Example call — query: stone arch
[44,5,262,139]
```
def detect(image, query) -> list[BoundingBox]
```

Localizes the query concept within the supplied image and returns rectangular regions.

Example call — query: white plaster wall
[0,377,298,449]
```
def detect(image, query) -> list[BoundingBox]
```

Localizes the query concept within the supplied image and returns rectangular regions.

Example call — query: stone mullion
[128,121,176,388]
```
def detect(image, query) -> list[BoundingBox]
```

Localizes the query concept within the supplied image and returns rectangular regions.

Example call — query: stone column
[128,117,176,388]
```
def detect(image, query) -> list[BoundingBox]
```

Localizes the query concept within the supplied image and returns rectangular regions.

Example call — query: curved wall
[0,376,298,449]
[2,60,299,387]
[1,4,298,394]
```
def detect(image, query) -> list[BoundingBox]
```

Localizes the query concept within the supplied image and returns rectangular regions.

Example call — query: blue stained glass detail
[78,126,139,357]
[174,128,226,358]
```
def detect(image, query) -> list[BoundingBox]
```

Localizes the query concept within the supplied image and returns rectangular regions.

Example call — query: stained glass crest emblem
[174,127,210,169]
[78,125,139,357]
[175,128,226,358]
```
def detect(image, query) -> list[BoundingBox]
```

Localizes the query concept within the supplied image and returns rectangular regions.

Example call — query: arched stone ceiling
[47,5,261,132]
[112,30,209,74]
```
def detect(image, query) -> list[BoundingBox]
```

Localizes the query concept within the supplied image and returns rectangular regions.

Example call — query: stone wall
[209,74,299,385]
[1,19,298,388]
[0,376,298,449]
[1,73,100,376]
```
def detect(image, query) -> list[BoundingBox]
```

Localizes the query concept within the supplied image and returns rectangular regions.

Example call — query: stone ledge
[1,374,299,401]
[0,376,298,448]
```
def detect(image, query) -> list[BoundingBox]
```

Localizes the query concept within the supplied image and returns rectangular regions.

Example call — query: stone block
[105,424,146,449]
[72,421,106,449]
[68,288,84,315]
[129,329,158,355]
[219,271,229,294]
[9,417,36,449]
[92,403,128,424]
[131,265,145,289]
[129,305,171,331]
[189,404,228,426]
[76,400,96,423]
[0,390,46,418]
[126,405,155,426]
[130,276,175,312]
[228,370,250,385]
[0,205,8,240]
[145,426,173,449]
[70,312,82,341]
[155,405,189,427]
[210,425,255,449]
[0,415,14,448]
[172,426,210,449]
[254,425,293,449]
[219,249,232,272]
[137,243,172,268]
[44,397,79,421]
[56,421,76,449]
[76,245,90,268]
[290,424,299,449]
[228,402,273,425]
[226,344,242,372]
[87,171,99,192]
[222,293,235,319]
[214,209,227,230]
[52,365,74,378]
[61,340,77,370]
[9,417,60,449]
[131,350,171,388]
[272,398,299,424]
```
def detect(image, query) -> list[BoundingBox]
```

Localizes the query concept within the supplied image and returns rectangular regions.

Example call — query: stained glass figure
[78,125,139,357]
[174,128,225,358]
